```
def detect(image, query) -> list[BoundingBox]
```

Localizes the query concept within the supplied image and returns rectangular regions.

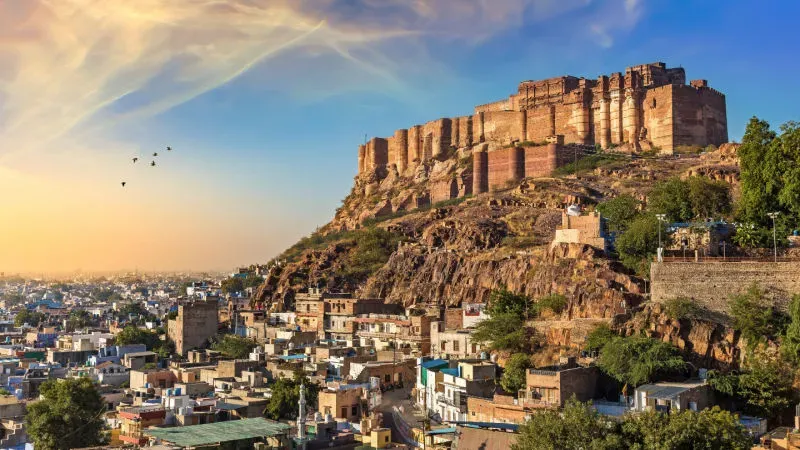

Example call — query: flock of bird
[121,146,172,187]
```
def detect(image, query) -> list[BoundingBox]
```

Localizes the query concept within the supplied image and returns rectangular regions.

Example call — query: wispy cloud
[0,0,644,158]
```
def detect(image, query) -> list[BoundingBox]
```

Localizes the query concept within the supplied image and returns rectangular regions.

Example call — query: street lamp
[767,212,780,262]
[655,214,667,262]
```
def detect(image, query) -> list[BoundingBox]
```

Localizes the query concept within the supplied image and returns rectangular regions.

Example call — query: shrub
[553,153,626,176]
[535,294,567,315]
[663,297,700,320]
[501,235,539,249]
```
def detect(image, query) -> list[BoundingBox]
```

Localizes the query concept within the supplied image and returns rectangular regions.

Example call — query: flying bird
[132,157,138,163]
[153,152,158,157]
[166,146,172,151]
[150,161,156,167]
[121,182,126,187]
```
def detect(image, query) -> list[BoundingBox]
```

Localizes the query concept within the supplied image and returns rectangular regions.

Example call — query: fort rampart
[356,62,728,213]
[650,261,800,314]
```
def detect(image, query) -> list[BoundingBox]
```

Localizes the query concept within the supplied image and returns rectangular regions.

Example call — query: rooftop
[637,380,706,399]
[144,418,291,446]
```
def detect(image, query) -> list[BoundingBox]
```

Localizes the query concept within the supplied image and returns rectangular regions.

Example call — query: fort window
[651,98,657,108]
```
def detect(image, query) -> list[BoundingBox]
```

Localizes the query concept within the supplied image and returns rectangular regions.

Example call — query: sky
[0,0,798,274]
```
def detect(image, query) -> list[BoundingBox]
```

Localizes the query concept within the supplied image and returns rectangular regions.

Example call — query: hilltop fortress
[354,62,727,208]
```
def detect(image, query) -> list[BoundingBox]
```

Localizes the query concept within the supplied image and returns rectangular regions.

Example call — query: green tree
[472,313,527,352]
[708,352,795,419]
[512,398,623,450]
[243,273,265,289]
[221,277,244,294]
[15,310,46,327]
[614,214,663,274]
[781,294,800,363]
[66,310,93,331]
[596,194,641,233]
[2,293,25,305]
[26,378,105,450]
[487,288,532,317]
[687,176,731,219]
[621,407,750,450]
[648,177,693,222]
[737,117,779,225]
[728,284,781,345]
[584,323,616,352]
[597,336,685,389]
[114,325,173,356]
[264,372,319,420]
[500,354,532,394]
[211,334,258,359]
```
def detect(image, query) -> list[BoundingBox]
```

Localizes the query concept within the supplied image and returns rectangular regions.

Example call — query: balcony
[436,394,467,412]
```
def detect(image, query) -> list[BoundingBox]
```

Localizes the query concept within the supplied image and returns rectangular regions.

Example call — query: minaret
[297,382,307,446]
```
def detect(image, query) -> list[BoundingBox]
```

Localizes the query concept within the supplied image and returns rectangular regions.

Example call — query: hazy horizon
[2,0,799,273]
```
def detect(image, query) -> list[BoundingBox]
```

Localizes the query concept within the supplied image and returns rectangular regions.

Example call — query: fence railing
[656,256,800,263]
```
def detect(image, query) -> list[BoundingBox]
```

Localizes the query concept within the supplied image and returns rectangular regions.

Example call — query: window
[352,405,358,416]
[440,342,446,351]
[453,341,459,352]
[385,374,391,382]
[341,407,347,418]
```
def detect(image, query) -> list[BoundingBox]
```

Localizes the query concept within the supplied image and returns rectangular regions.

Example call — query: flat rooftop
[144,417,291,446]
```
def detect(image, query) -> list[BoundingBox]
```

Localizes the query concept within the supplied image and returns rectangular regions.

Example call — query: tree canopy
[264,371,319,420]
[728,284,784,345]
[15,310,46,327]
[596,194,641,233]
[26,378,105,450]
[596,336,686,389]
[707,351,795,419]
[613,214,663,275]
[500,354,531,394]
[115,325,174,357]
[210,334,258,359]
[512,399,750,450]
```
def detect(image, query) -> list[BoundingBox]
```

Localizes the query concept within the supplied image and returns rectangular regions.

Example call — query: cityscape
[2,1,800,450]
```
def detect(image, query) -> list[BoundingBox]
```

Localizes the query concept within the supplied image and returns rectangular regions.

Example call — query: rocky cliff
[252,144,744,369]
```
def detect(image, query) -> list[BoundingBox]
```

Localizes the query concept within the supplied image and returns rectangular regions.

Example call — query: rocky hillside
[252,144,744,369]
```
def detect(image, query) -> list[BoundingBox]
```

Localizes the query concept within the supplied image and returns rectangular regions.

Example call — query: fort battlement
[356,62,728,209]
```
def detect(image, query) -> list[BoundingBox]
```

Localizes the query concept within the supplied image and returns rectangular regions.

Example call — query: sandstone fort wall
[650,261,800,314]
[356,62,728,211]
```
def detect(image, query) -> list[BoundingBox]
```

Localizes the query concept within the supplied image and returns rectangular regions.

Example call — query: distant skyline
[0,0,797,273]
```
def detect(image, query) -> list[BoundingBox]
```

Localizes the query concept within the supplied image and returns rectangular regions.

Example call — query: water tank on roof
[315,412,324,422]
[566,204,581,216]
[479,352,489,360]
[325,413,335,423]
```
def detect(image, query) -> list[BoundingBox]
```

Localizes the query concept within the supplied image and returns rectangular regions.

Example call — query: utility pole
[655,214,667,262]
[768,212,780,262]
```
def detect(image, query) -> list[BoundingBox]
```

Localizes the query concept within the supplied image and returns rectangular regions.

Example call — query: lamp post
[655,214,667,262]
[768,212,780,262]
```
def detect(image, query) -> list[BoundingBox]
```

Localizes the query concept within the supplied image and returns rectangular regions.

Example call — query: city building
[168,301,219,356]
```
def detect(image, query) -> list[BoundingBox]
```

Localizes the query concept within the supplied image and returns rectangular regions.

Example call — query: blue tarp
[440,367,459,377]
[426,427,457,435]
[277,354,306,361]
[420,359,448,370]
